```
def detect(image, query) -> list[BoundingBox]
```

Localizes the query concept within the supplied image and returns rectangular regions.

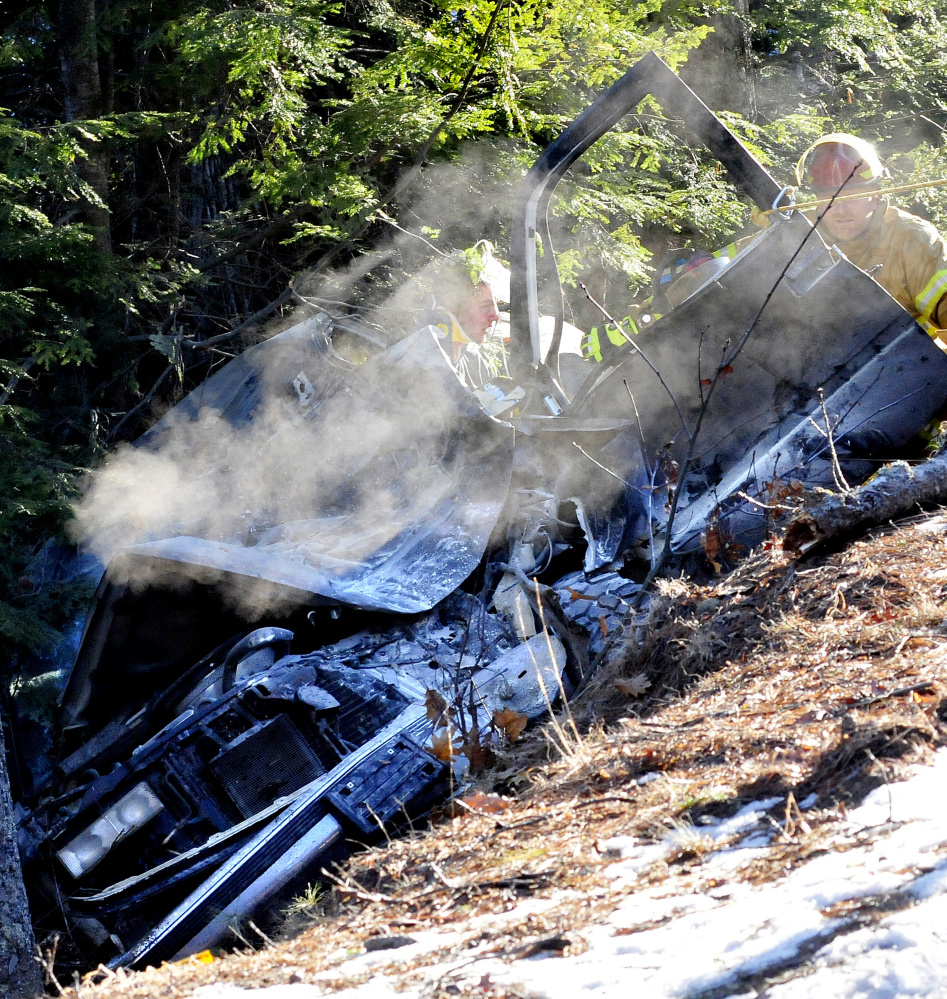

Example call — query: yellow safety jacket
[814,202,947,335]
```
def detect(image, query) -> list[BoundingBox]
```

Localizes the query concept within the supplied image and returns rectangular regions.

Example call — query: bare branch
[580,282,693,441]
[631,169,858,608]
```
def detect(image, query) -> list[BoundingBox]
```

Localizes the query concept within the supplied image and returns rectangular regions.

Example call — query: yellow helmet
[795,133,885,192]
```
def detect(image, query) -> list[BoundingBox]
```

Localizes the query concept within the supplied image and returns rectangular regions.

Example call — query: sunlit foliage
[2,0,947,664]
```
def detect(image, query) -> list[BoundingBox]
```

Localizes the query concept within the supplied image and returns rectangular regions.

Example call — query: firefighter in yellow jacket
[796,133,947,337]
[585,133,947,363]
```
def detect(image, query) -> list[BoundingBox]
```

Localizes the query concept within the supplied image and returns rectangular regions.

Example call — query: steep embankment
[62,510,947,998]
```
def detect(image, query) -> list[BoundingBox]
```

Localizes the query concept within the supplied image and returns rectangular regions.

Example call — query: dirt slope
[58,511,947,998]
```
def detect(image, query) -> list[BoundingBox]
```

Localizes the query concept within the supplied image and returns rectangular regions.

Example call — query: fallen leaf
[614,674,651,697]
[460,738,494,771]
[170,950,214,967]
[425,689,450,726]
[456,790,512,814]
[493,708,529,742]
[430,728,457,761]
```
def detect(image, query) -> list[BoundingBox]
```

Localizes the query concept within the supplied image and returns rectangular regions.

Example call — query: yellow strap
[436,312,470,344]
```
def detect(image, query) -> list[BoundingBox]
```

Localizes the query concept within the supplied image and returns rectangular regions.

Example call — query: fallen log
[782,455,947,556]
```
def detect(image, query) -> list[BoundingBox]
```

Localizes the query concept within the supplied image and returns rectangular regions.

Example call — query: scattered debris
[57,510,947,999]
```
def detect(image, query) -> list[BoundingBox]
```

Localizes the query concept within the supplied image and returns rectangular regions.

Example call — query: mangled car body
[12,53,947,972]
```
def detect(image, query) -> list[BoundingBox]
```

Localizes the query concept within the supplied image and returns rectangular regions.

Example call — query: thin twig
[575,794,638,808]
[105,363,173,441]
[580,282,692,441]
[817,387,851,493]
[571,441,632,487]
[322,868,393,904]
[188,285,294,352]
[248,921,276,948]
[735,490,796,512]
[836,680,937,714]
[631,170,857,610]
[623,379,659,568]
[0,357,36,407]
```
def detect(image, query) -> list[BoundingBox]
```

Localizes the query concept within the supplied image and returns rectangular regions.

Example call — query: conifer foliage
[1,0,947,667]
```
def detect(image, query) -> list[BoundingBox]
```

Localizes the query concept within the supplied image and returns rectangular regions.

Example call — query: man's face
[457,282,500,343]
[817,191,878,242]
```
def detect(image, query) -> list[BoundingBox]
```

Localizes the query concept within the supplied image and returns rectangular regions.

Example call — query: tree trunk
[0,719,42,999]
[682,0,757,119]
[59,0,112,252]
[783,456,947,556]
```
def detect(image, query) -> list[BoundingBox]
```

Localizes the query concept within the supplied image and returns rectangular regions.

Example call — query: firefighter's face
[818,192,878,242]
[457,282,500,343]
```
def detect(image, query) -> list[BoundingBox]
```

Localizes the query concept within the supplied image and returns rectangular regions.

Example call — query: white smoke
[69,144,631,608]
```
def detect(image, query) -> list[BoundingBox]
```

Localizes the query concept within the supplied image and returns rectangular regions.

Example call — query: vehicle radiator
[209,714,326,818]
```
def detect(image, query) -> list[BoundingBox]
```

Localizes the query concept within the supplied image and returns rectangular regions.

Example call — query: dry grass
[66,510,947,999]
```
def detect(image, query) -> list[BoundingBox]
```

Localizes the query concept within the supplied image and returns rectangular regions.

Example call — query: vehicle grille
[209,714,326,818]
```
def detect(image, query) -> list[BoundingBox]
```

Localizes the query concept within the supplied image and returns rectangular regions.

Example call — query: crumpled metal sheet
[61,329,516,735]
[135,326,515,613]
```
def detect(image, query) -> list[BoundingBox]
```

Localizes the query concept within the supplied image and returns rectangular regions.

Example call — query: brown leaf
[701,365,734,387]
[430,728,457,761]
[456,790,512,814]
[460,738,494,772]
[703,518,723,561]
[614,674,651,698]
[493,708,529,742]
[425,689,450,727]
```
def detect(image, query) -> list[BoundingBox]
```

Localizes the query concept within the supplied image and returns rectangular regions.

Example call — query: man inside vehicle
[797,133,947,338]
[411,244,534,416]
[424,246,592,408]
[430,257,502,354]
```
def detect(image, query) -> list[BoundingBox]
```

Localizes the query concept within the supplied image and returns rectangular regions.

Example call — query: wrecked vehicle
[11,52,947,973]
